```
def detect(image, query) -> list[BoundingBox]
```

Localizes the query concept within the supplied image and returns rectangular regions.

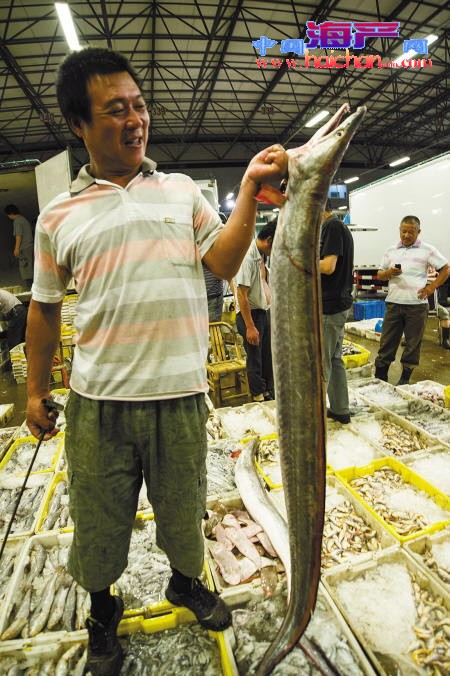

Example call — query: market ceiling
[0,0,448,184]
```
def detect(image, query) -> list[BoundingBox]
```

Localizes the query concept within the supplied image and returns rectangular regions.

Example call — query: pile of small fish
[347,392,372,417]
[1,437,61,475]
[256,437,279,464]
[232,586,365,675]
[349,468,449,537]
[113,519,172,610]
[204,502,280,592]
[0,641,86,675]
[0,542,23,605]
[206,440,238,496]
[322,492,381,569]
[405,404,450,441]
[0,427,17,459]
[415,538,450,586]
[403,382,445,408]
[375,420,428,457]
[120,624,222,675]
[0,474,48,536]
[206,410,223,440]
[408,576,449,673]
[216,406,275,440]
[341,343,362,356]
[40,478,73,532]
[1,541,89,639]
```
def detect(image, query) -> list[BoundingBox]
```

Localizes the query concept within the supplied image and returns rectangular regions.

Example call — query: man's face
[258,237,273,257]
[399,221,420,247]
[71,71,150,180]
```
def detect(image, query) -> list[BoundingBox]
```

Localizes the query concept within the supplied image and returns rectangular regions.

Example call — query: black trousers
[375,302,428,369]
[236,309,273,397]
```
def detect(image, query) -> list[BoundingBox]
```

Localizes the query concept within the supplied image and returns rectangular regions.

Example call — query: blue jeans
[322,309,350,416]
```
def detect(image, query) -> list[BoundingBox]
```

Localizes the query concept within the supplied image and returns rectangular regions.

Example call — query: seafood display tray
[0,433,65,476]
[399,380,447,409]
[322,547,450,676]
[0,531,78,640]
[337,457,450,543]
[214,402,276,439]
[404,527,450,592]
[0,538,28,607]
[0,611,238,676]
[0,472,52,540]
[342,339,371,369]
[351,408,448,461]
[204,494,284,605]
[345,361,375,382]
[349,377,421,414]
[326,423,385,473]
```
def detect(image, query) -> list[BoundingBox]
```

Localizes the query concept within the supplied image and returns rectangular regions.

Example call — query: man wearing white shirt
[375,215,449,385]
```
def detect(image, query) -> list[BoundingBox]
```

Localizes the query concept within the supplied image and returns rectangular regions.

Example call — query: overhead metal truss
[0,0,448,183]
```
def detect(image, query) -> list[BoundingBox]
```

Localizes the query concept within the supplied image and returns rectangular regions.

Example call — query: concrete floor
[1,316,448,430]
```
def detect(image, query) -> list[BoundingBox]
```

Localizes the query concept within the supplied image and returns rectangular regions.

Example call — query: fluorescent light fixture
[272,208,279,212]
[392,34,438,65]
[389,156,410,167]
[305,110,329,128]
[344,176,359,184]
[225,192,234,200]
[55,3,82,51]
[338,205,348,210]
[225,199,235,208]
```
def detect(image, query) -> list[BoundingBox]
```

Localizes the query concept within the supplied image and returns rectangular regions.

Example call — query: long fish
[256,103,366,675]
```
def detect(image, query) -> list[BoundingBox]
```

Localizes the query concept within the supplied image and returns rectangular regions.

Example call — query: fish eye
[336,131,343,137]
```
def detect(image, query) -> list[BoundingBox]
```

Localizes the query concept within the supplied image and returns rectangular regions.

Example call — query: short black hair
[56,48,142,128]
[4,204,19,215]
[401,215,420,229]
[258,218,277,241]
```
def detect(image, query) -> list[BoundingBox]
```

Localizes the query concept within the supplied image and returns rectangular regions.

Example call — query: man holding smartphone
[375,216,449,385]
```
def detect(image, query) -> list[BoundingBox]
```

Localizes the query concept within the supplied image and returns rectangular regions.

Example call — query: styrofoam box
[322,547,450,676]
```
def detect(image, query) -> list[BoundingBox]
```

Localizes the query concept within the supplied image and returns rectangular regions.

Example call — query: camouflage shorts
[64,391,208,592]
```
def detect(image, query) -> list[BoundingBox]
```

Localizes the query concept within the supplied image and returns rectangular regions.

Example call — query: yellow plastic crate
[336,457,450,543]
[0,434,64,476]
[342,340,371,369]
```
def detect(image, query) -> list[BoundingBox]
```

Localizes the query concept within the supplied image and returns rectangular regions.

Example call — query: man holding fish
[24,47,288,676]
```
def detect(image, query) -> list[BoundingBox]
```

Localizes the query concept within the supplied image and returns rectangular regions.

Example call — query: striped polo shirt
[380,239,448,305]
[32,158,223,400]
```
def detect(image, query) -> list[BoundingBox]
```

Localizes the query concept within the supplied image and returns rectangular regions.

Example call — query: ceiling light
[392,34,438,65]
[305,110,329,128]
[225,192,234,200]
[344,176,359,184]
[272,208,279,212]
[389,156,410,167]
[55,3,82,51]
[338,206,348,210]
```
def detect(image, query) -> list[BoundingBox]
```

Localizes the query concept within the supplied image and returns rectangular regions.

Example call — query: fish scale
[256,103,366,674]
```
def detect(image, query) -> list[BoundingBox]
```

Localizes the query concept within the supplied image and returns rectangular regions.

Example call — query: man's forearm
[430,265,450,291]
[26,300,62,398]
[237,288,255,330]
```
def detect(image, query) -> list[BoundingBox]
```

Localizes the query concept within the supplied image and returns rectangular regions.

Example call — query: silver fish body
[256,104,366,674]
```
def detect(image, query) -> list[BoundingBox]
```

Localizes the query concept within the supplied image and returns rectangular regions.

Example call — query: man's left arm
[418,264,450,300]
[203,145,287,280]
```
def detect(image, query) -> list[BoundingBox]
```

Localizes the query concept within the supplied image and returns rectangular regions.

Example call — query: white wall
[349,154,449,267]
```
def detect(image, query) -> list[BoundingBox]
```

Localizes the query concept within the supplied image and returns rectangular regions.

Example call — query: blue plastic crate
[353,300,386,320]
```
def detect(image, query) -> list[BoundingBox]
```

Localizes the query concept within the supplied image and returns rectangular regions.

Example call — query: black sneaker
[327,409,351,424]
[165,577,231,631]
[86,596,124,676]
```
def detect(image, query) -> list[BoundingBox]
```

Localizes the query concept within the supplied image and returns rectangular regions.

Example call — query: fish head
[286,106,366,198]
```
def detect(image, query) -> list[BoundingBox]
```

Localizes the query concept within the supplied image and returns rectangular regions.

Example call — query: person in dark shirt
[319,201,354,424]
